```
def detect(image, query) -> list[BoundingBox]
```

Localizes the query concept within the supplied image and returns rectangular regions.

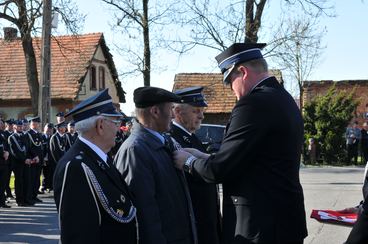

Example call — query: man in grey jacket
[114,86,197,244]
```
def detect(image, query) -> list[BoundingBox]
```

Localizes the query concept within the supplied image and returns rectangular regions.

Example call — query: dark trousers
[347,143,359,164]
[0,164,8,205]
[31,164,42,198]
[4,161,13,197]
[13,161,25,203]
[42,161,55,190]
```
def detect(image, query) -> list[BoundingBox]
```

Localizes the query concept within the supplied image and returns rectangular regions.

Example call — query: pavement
[0,166,365,244]
[0,193,59,244]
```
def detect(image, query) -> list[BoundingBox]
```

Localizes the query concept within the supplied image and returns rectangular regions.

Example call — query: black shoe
[0,204,11,208]
[17,202,27,207]
[34,198,43,203]
[25,200,35,206]
[38,190,45,194]
[7,195,15,200]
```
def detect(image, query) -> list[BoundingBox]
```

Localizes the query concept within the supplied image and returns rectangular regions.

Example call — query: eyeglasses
[103,118,121,127]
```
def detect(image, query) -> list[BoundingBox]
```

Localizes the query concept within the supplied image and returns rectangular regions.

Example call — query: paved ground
[301,166,364,244]
[0,166,365,243]
[0,193,58,244]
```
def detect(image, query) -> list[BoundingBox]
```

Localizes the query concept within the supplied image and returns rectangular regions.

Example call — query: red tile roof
[172,70,283,113]
[0,33,124,101]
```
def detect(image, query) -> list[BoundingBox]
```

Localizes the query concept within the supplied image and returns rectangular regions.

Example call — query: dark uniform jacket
[42,134,51,163]
[0,131,8,165]
[170,123,221,244]
[65,132,78,152]
[26,129,43,163]
[50,132,66,163]
[53,139,137,244]
[191,77,308,244]
[8,132,28,163]
[114,122,196,244]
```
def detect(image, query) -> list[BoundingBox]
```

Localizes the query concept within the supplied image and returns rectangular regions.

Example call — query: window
[90,66,97,90]
[99,67,105,90]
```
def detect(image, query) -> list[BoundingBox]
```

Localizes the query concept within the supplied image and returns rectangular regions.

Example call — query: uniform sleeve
[58,161,101,244]
[115,145,167,244]
[192,97,268,183]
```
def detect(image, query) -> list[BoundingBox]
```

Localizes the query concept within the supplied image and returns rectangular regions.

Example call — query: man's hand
[25,159,32,165]
[182,148,210,159]
[3,151,9,161]
[32,156,40,164]
[173,150,192,170]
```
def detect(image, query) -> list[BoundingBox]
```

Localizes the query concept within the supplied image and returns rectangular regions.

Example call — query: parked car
[195,124,226,153]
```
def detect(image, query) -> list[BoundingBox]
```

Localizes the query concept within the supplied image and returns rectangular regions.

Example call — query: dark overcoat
[50,133,66,163]
[114,122,195,244]
[191,77,308,244]
[170,124,221,244]
[53,139,137,244]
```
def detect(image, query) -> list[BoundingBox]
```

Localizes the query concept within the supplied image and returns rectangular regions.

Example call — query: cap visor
[223,65,235,85]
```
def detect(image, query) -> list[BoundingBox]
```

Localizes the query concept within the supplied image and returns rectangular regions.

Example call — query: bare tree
[272,17,326,108]
[170,0,333,52]
[101,0,175,87]
[0,0,84,116]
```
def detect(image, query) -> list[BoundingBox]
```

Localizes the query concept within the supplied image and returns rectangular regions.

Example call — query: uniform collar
[78,136,108,165]
[172,121,192,136]
[248,75,272,94]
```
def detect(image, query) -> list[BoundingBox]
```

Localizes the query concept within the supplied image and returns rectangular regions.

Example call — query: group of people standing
[52,41,310,244]
[0,114,78,208]
[346,121,368,164]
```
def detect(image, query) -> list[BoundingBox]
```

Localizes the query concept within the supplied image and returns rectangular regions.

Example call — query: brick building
[0,30,125,123]
[303,80,368,125]
[172,70,284,125]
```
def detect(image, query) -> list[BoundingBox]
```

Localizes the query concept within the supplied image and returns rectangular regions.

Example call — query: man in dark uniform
[53,89,137,244]
[56,112,65,124]
[8,120,33,206]
[114,86,197,244]
[3,119,14,199]
[171,86,221,244]
[174,42,308,244]
[41,123,54,192]
[0,119,10,208]
[49,121,67,165]
[25,116,44,202]
[65,121,78,151]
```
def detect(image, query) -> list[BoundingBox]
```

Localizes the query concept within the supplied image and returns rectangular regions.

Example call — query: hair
[75,115,100,136]
[234,58,268,75]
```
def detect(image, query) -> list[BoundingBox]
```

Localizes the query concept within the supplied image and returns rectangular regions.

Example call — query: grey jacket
[114,121,196,244]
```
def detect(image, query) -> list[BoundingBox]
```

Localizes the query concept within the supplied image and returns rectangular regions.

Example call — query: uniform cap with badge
[174,86,208,107]
[65,88,122,122]
[28,116,41,123]
[55,121,67,128]
[215,41,267,84]
[133,86,181,108]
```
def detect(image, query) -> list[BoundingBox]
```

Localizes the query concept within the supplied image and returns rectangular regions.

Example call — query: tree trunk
[21,33,39,116]
[142,0,150,87]
[245,0,267,43]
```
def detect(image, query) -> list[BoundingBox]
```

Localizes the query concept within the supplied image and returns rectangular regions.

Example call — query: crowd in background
[0,114,132,208]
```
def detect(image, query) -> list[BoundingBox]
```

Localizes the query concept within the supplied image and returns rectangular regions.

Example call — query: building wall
[0,99,74,124]
[303,81,368,125]
[77,45,120,104]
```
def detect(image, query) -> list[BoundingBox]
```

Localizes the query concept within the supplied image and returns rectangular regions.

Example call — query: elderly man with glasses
[53,89,137,244]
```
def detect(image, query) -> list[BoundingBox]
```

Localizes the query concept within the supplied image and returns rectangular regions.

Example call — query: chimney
[3,27,18,41]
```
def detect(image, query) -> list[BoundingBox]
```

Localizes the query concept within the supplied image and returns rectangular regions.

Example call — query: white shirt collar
[145,127,165,145]
[78,136,108,165]
[172,121,192,136]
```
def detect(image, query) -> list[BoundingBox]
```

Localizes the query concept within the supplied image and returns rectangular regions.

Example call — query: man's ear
[238,66,248,81]
[95,117,104,135]
[150,106,160,119]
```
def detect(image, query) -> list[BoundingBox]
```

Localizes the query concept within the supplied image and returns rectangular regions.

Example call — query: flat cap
[134,86,180,108]
[215,42,266,84]
[5,119,15,125]
[174,86,207,107]
[65,89,122,123]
